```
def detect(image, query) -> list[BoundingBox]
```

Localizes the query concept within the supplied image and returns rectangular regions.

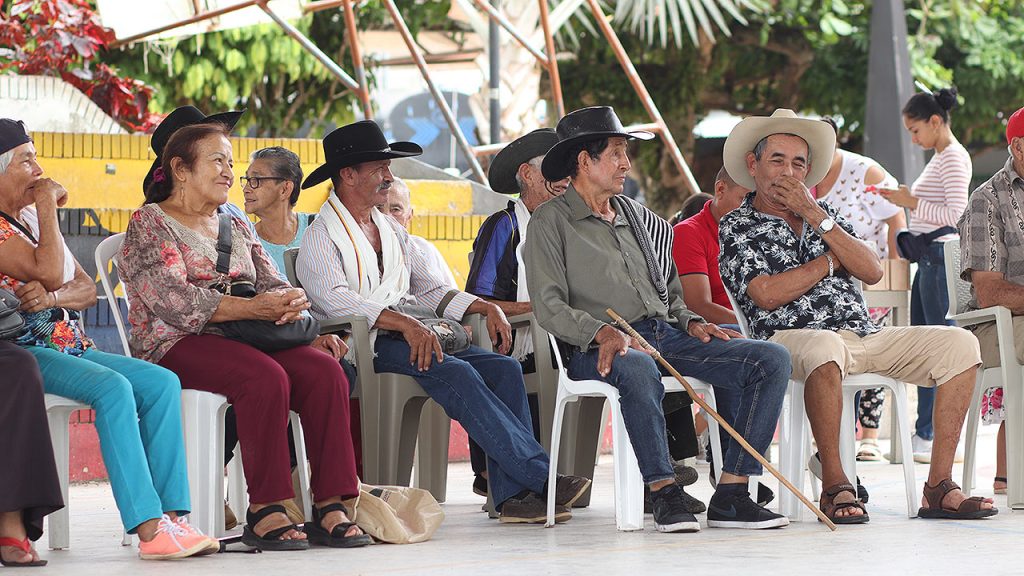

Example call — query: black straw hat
[540,106,654,182]
[143,105,244,193]
[301,120,422,189]
[487,128,559,194]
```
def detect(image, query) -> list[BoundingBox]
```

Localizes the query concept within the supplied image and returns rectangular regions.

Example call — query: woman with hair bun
[879,87,972,462]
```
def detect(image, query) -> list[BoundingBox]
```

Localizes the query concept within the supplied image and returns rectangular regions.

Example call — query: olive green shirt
[525,184,702,349]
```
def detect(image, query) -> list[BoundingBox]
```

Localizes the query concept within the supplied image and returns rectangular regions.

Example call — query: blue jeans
[568,318,790,482]
[910,242,953,440]
[27,346,189,533]
[373,337,549,508]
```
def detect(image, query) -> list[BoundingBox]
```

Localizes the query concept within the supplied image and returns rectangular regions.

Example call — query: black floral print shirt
[719,192,880,341]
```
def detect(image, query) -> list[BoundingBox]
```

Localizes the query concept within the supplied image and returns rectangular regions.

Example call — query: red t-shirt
[672,200,732,310]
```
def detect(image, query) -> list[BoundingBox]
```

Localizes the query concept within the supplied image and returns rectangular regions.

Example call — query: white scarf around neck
[318,195,410,349]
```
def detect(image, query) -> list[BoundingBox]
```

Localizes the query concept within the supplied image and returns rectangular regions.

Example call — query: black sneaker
[499,491,571,524]
[649,483,701,533]
[472,475,488,497]
[674,462,699,487]
[707,490,789,530]
[644,482,706,514]
[551,474,592,507]
[707,457,775,506]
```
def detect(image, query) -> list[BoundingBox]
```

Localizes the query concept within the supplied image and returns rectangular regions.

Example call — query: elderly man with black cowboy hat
[718,109,995,523]
[526,106,791,532]
[296,120,591,524]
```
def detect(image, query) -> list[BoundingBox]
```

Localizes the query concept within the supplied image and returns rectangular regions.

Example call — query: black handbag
[896,226,956,263]
[0,288,25,340]
[210,214,319,352]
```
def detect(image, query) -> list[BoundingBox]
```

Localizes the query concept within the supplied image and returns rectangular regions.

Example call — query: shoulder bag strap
[0,210,38,244]
[215,213,233,274]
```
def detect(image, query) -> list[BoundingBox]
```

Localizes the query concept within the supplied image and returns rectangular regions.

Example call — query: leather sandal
[918,479,998,520]
[303,502,373,548]
[0,537,46,567]
[241,504,310,551]
[819,483,869,525]
[994,476,1007,495]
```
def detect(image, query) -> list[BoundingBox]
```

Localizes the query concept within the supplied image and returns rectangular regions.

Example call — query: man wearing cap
[526,106,792,532]
[296,120,590,524]
[718,108,994,523]
[958,106,1024,498]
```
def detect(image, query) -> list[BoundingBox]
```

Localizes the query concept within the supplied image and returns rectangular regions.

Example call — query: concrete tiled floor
[27,424,1023,576]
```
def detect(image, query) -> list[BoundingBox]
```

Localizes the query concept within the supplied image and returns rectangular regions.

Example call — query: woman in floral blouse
[118,123,370,551]
[0,120,216,560]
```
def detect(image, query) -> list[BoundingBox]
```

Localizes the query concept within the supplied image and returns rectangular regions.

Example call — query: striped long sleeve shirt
[295,213,478,327]
[908,141,972,238]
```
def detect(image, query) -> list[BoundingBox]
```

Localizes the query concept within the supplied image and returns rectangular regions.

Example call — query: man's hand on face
[770,175,817,219]
[27,178,68,208]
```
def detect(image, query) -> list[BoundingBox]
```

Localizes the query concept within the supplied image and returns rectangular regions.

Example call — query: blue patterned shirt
[718,192,880,340]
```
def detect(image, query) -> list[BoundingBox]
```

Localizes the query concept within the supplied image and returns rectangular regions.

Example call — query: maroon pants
[159,334,358,504]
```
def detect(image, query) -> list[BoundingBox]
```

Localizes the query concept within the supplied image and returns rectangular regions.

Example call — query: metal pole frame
[585,0,700,197]
[342,0,373,119]
[256,1,360,93]
[383,0,487,184]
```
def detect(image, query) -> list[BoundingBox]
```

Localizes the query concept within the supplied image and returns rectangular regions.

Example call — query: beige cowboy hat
[723,108,836,190]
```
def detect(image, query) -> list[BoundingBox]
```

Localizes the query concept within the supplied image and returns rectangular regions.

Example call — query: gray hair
[752,133,808,161]
[513,155,545,194]
[0,149,12,175]
[251,147,303,205]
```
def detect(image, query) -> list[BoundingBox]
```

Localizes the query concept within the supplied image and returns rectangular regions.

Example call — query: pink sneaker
[174,517,221,555]
[138,515,212,560]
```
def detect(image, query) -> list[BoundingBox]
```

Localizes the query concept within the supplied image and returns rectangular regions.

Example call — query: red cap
[1007,107,1024,144]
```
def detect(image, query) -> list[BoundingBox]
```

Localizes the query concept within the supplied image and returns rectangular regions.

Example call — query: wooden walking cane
[606,309,838,531]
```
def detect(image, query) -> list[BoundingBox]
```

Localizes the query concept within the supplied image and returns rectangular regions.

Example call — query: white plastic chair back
[94,233,130,355]
[943,239,972,317]
[723,285,751,338]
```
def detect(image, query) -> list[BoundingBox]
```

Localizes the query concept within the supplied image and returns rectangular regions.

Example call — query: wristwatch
[817,217,835,235]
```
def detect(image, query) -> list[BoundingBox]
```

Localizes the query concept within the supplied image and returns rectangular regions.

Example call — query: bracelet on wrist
[824,254,835,278]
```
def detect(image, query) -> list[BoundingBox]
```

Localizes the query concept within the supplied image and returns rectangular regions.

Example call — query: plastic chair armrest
[951,306,1009,328]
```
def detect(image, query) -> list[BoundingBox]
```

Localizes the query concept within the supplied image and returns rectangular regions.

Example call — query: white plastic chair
[543,333,724,531]
[944,239,1023,508]
[95,234,313,537]
[724,286,918,519]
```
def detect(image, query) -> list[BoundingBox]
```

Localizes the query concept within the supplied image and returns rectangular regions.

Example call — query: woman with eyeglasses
[242,147,313,275]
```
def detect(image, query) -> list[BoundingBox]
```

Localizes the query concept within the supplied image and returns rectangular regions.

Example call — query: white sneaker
[911,434,932,463]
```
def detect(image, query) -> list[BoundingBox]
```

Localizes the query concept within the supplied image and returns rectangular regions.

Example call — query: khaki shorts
[768,326,981,387]
[968,315,1024,368]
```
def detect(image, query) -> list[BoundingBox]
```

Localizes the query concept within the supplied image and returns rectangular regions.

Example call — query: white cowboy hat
[722,108,836,190]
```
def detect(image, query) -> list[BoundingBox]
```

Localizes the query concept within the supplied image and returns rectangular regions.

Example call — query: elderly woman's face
[0,142,43,205]
[242,158,290,216]
[183,134,234,206]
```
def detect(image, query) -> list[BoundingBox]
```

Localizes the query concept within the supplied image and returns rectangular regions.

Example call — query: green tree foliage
[559,0,1024,214]
[104,1,450,136]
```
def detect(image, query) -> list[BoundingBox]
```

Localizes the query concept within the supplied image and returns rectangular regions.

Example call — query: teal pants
[27,346,190,533]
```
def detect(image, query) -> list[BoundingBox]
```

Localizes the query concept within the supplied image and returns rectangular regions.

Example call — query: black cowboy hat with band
[301,120,422,190]
[541,106,654,182]
[142,105,245,193]
[487,128,559,194]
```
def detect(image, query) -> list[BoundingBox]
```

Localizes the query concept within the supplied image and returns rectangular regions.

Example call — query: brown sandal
[819,483,869,524]
[918,479,998,520]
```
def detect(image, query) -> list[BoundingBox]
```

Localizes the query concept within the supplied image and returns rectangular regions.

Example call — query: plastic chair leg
[608,400,644,531]
[840,388,859,488]
[961,367,988,495]
[46,407,73,550]
[289,412,312,522]
[889,383,919,517]
[545,394,571,527]
[413,401,450,503]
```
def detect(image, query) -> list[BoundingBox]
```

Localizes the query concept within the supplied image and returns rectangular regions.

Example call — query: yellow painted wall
[35,132,484,288]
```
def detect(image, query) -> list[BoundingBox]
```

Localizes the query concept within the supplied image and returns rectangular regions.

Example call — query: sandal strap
[955,496,991,513]
[823,483,857,499]
[246,504,289,526]
[313,502,350,520]
[0,537,30,553]
[261,524,301,541]
[922,478,960,508]
[994,476,1008,483]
